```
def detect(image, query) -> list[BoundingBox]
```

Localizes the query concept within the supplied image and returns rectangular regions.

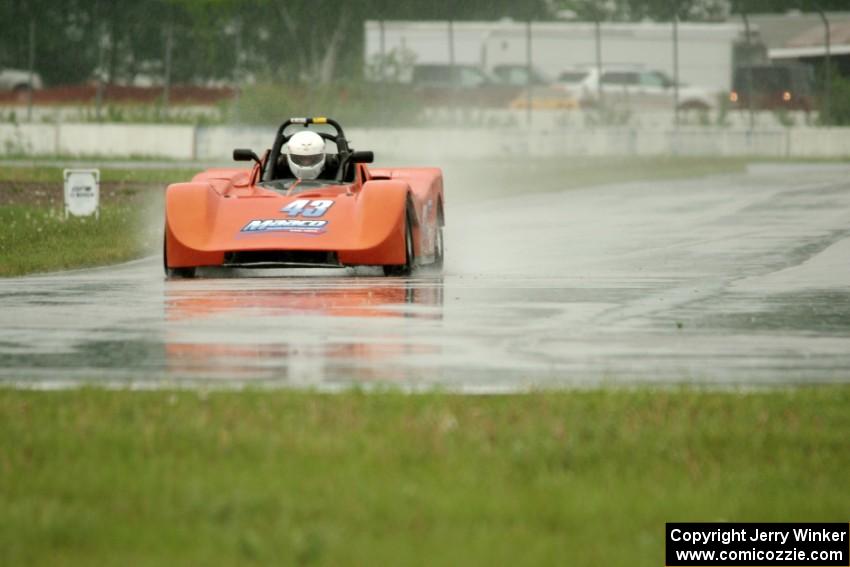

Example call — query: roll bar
[262,117,353,182]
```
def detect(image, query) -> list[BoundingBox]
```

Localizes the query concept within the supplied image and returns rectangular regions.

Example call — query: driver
[286,130,326,180]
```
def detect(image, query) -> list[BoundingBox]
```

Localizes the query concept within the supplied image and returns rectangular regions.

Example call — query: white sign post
[63,169,100,219]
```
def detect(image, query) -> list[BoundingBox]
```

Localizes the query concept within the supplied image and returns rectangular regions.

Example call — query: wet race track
[2,163,849,390]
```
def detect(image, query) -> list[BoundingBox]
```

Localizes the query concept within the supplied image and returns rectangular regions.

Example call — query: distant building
[365,19,764,92]
[749,12,850,76]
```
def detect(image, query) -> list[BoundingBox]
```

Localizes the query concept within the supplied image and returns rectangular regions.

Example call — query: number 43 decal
[281,199,334,218]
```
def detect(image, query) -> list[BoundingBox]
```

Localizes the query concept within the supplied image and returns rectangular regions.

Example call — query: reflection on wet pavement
[163,275,444,385]
[2,165,850,390]
[166,277,443,321]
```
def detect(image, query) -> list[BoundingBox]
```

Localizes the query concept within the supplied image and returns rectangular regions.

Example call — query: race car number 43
[281,199,334,217]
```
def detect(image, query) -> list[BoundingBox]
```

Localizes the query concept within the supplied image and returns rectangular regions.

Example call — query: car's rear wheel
[383,210,414,277]
[163,237,196,279]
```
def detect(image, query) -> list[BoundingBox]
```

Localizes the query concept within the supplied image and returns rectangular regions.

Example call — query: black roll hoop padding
[233,148,261,164]
[349,151,374,164]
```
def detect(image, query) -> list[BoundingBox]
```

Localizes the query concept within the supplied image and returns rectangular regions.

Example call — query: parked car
[555,66,716,110]
[490,64,550,87]
[729,64,814,112]
[411,64,494,88]
[0,68,43,92]
[410,63,520,107]
[555,67,601,107]
[490,64,578,109]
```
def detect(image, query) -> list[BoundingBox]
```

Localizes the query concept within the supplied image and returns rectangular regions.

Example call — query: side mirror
[233,149,261,164]
[349,150,374,164]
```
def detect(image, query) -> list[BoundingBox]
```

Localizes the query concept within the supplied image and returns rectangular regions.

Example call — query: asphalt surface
[2,163,849,390]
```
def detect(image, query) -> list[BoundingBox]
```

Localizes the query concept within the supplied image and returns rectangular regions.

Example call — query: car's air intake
[223,250,341,268]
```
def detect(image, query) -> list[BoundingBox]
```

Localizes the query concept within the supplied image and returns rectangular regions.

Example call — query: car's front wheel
[163,237,196,279]
[166,266,197,279]
[383,211,414,277]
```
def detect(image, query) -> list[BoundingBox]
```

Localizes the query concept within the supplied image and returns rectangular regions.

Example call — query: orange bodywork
[164,162,444,270]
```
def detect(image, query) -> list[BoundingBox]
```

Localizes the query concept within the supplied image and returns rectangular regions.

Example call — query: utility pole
[233,18,242,124]
[741,10,754,133]
[95,28,106,121]
[378,19,386,83]
[526,19,533,127]
[27,19,35,122]
[672,12,680,128]
[816,8,831,125]
[448,19,455,121]
[93,0,104,121]
[379,19,386,125]
[594,15,602,103]
[163,21,174,114]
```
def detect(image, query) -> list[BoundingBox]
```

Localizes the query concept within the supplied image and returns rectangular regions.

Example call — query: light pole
[163,22,173,114]
[448,19,455,121]
[594,13,602,103]
[584,1,615,109]
[233,19,242,124]
[27,19,35,122]
[672,12,680,128]
[379,19,386,126]
[741,10,754,133]
[526,19,533,127]
[815,8,831,125]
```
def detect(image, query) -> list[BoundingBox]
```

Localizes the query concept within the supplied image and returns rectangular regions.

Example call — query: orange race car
[164,117,444,278]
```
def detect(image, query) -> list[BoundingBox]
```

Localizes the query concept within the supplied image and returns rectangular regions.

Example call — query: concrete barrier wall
[0,123,196,159]
[58,124,196,158]
[194,126,275,161]
[0,124,59,155]
[788,128,850,158]
[198,127,850,160]
[2,122,850,160]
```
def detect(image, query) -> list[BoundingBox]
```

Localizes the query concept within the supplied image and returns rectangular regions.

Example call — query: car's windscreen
[258,179,345,194]
[558,71,588,83]
[412,65,452,85]
[601,72,638,85]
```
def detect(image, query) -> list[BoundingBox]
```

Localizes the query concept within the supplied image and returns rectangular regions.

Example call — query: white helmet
[286,130,326,180]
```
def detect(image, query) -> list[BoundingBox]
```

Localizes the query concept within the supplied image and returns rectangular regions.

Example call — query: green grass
[0,387,848,566]
[0,203,161,277]
[0,165,181,276]
[0,165,199,185]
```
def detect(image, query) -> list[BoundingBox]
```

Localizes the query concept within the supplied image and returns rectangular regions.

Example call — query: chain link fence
[0,7,843,130]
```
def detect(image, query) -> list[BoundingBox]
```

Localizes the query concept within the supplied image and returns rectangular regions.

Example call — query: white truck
[0,68,43,92]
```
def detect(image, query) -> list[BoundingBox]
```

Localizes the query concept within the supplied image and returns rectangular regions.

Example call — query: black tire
[432,225,444,269]
[163,236,196,279]
[167,266,197,279]
[678,100,710,112]
[383,210,414,277]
